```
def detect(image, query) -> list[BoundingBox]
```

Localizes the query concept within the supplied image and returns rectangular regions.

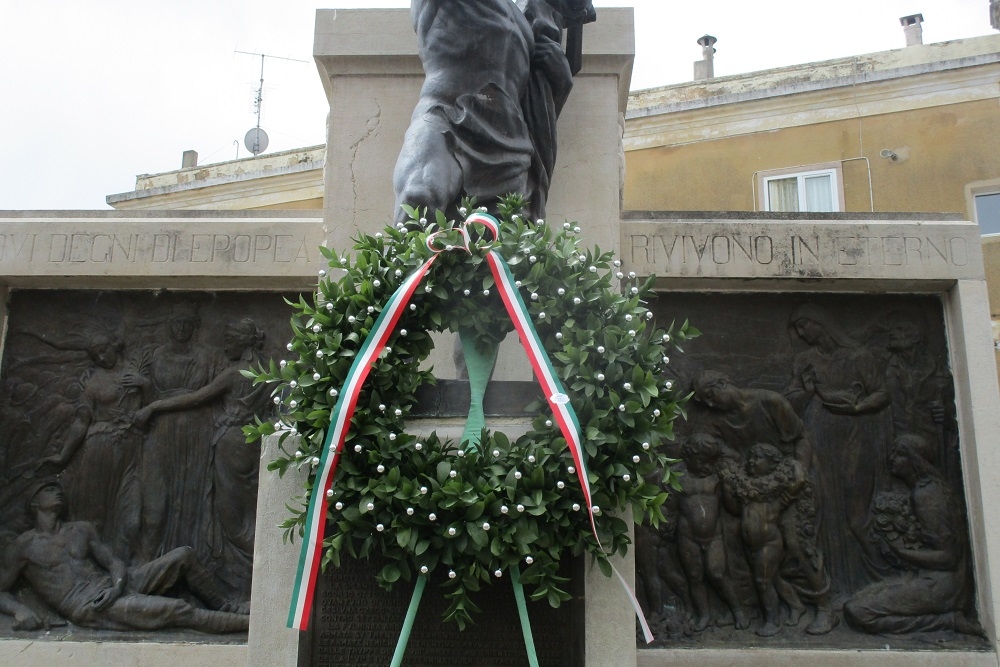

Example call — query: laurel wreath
[246,196,696,627]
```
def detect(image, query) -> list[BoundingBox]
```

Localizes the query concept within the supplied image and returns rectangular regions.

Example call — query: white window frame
[967,178,1000,237]
[756,162,845,213]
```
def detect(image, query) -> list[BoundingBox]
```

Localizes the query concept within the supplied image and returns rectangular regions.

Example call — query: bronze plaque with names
[303,551,583,666]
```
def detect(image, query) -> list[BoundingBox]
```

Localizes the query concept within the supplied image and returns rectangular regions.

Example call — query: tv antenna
[234,50,309,156]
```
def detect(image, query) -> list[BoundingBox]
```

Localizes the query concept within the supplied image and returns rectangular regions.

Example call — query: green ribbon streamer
[511,566,540,667]
[390,330,499,665]
[460,330,539,666]
[458,327,499,453]
[390,574,427,667]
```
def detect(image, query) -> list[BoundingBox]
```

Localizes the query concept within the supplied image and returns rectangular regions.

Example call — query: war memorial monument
[2,4,1000,667]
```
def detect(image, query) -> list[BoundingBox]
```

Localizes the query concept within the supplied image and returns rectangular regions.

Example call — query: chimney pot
[694,35,717,80]
[899,13,924,46]
[181,150,198,169]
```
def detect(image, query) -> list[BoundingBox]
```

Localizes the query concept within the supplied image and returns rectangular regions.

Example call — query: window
[974,192,1000,236]
[762,169,840,212]
[755,162,846,213]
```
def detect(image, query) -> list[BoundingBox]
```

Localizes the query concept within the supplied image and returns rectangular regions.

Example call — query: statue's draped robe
[401,0,573,218]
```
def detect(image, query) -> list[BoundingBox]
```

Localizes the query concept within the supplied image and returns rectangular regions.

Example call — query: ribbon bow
[425,211,500,254]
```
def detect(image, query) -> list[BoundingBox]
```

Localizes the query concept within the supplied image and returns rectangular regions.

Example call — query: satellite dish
[244,127,269,156]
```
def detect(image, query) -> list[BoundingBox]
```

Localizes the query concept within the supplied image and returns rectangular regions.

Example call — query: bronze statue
[785,304,891,595]
[843,435,978,635]
[38,333,144,559]
[879,309,953,459]
[393,0,595,223]
[137,302,226,563]
[719,444,802,636]
[0,292,290,639]
[0,481,248,633]
[11,324,144,559]
[637,294,975,645]
[675,434,748,632]
[135,318,269,599]
[691,370,835,635]
[691,369,813,467]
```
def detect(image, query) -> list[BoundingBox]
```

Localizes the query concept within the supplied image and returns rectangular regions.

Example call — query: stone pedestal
[310,10,639,666]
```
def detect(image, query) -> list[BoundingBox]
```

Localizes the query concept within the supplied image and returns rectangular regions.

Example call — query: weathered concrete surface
[622,216,1000,664]
[247,436,308,667]
[638,649,998,667]
[106,145,325,211]
[628,33,1000,118]
[586,511,638,667]
[0,211,323,288]
[622,216,983,282]
[945,280,1000,646]
[0,641,246,666]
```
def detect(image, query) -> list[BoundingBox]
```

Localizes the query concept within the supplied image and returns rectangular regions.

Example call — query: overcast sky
[0,0,994,210]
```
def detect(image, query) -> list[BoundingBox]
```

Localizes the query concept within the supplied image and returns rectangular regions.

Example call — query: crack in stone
[349,103,383,219]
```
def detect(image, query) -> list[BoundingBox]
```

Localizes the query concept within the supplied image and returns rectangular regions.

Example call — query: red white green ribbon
[288,213,652,643]
[288,255,438,630]
[477,215,652,643]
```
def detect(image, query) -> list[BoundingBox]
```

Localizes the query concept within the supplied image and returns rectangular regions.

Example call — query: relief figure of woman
[784,304,891,596]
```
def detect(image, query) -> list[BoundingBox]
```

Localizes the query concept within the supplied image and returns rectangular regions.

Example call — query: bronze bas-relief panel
[638,293,987,650]
[0,290,292,641]
[306,555,584,667]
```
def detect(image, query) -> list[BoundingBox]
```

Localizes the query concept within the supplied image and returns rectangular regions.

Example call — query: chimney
[181,150,198,169]
[694,34,717,80]
[900,14,924,46]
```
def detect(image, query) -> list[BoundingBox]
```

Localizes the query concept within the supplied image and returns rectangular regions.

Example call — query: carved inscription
[629,233,970,270]
[0,232,312,265]
[833,235,969,267]
[630,233,777,267]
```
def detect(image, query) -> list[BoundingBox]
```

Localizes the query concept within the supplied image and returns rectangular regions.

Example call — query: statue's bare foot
[786,605,806,626]
[733,610,751,630]
[692,614,711,632]
[806,609,838,635]
[757,620,780,637]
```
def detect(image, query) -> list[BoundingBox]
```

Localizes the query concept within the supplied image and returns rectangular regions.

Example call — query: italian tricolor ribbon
[288,213,652,643]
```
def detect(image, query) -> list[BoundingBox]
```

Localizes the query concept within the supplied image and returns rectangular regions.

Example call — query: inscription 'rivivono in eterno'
[629,233,970,268]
